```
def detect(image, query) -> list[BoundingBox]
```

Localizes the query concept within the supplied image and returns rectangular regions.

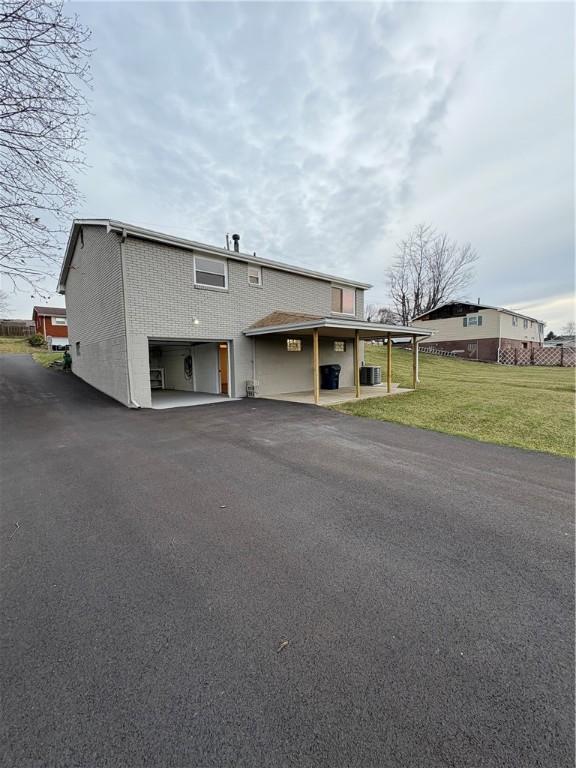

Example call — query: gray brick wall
[64,226,367,407]
[122,236,366,404]
[65,226,131,405]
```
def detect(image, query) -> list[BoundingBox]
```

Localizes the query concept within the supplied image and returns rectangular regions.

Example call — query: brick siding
[65,226,131,405]
[423,337,542,362]
[63,226,366,407]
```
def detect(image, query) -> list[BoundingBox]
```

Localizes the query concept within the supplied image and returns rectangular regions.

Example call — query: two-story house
[411,301,544,361]
[57,220,431,408]
[32,306,69,350]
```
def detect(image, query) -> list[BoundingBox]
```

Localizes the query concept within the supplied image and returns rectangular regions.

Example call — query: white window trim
[193,254,228,290]
[248,265,262,287]
[331,285,356,317]
[52,317,67,325]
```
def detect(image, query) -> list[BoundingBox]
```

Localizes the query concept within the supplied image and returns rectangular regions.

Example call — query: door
[219,343,229,395]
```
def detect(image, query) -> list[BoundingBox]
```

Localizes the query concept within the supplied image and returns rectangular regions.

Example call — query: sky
[4,1,575,332]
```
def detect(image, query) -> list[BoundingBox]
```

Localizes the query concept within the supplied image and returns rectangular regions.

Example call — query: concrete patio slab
[263,383,412,406]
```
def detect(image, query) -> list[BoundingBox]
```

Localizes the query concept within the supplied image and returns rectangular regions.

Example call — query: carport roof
[244,311,432,338]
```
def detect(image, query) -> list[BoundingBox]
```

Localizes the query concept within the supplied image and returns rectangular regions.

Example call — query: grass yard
[0,337,33,354]
[0,337,63,367]
[336,345,575,458]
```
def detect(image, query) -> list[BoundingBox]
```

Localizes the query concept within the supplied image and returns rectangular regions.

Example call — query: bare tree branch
[364,303,399,325]
[0,288,10,313]
[0,0,92,296]
[387,223,478,324]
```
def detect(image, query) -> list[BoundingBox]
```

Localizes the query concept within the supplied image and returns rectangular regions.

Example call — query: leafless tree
[364,303,398,325]
[387,224,478,324]
[0,0,91,295]
[561,321,576,336]
[0,289,10,313]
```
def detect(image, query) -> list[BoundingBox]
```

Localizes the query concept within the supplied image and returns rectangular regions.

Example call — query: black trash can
[320,363,341,390]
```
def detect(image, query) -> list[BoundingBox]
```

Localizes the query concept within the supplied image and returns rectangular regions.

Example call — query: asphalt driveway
[1,355,574,767]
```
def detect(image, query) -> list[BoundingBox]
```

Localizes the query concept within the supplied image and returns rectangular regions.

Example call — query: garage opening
[148,339,235,409]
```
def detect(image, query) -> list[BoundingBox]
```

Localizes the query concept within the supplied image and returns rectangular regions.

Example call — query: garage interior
[148,339,235,409]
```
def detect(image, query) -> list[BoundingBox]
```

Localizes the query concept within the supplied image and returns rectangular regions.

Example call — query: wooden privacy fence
[0,321,35,337]
[498,346,576,367]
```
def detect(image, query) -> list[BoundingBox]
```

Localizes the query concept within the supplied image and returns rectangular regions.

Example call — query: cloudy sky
[7,1,575,331]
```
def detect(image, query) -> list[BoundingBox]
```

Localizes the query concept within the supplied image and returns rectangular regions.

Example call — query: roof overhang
[412,301,543,325]
[32,305,67,318]
[244,317,432,339]
[57,219,372,293]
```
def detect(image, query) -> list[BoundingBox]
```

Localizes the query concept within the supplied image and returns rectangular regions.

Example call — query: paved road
[1,355,574,768]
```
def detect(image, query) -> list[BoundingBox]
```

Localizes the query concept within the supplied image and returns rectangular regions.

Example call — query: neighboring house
[32,306,69,350]
[57,219,431,408]
[543,335,576,348]
[411,301,544,362]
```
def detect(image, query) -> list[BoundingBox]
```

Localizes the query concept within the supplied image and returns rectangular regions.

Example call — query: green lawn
[0,337,32,354]
[335,346,576,458]
[0,336,63,367]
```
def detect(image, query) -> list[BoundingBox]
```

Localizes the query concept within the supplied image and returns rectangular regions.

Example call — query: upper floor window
[463,315,482,327]
[248,265,262,287]
[331,286,355,315]
[523,319,529,329]
[194,255,227,289]
[512,316,518,327]
[52,317,67,326]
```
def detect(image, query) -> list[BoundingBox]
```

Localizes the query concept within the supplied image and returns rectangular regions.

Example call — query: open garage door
[148,339,232,409]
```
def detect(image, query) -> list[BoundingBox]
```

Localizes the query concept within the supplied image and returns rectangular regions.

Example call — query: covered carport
[244,313,432,405]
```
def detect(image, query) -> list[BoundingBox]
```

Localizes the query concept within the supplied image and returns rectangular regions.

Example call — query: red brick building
[32,306,69,349]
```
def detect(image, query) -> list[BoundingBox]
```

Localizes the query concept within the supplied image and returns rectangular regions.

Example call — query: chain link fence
[498,346,576,367]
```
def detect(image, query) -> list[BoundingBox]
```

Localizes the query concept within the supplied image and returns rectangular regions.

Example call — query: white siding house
[411,301,544,361]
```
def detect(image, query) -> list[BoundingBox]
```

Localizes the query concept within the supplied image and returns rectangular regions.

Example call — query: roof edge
[411,300,543,324]
[244,317,432,337]
[57,219,372,292]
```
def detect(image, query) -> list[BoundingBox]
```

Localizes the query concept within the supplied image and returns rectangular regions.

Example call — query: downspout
[497,312,502,363]
[119,230,140,408]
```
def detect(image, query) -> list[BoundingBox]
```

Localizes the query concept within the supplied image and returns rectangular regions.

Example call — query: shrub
[27,333,46,347]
